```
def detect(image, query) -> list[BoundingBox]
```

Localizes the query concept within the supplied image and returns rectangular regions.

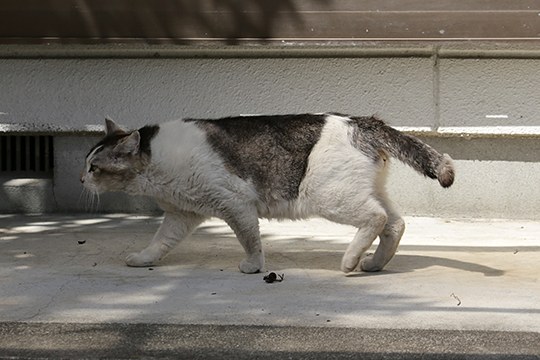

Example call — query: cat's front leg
[126,211,206,267]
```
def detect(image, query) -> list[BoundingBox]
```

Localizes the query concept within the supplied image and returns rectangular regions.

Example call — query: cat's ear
[114,131,140,155]
[105,117,126,136]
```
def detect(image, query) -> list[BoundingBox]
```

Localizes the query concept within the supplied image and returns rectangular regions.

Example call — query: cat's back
[185,114,328,202]
[185,113,326,142]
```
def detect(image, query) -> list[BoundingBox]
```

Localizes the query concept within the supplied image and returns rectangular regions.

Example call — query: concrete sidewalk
[0,214,539,358]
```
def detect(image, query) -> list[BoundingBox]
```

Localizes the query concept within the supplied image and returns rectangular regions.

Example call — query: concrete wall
[0,57,434,128]
[1,46,539,219]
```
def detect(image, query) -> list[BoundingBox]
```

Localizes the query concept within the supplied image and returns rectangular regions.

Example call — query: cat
[81,113,454,274]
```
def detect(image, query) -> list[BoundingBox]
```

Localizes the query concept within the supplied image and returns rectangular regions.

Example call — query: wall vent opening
[0,135,54,175]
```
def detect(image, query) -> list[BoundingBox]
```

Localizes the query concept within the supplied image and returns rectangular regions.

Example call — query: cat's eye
[89,164,98,173]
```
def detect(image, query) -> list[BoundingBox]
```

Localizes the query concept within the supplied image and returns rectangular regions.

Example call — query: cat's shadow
[166,245,505,277]
[265,251,505,277]
[176,226,506,277]
[346,254,505,278]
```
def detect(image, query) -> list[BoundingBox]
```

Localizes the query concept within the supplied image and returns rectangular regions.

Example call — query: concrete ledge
[3,42,540,60]
[0,177,55,213]
[0,44,434,59]
[3,123,540,139]
[395,126,540,139]
[0,123,103,136]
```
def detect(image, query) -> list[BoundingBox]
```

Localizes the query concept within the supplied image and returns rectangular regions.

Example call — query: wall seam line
[432,46,441,131]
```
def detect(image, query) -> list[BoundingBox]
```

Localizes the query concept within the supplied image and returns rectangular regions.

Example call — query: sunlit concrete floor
[0,214,539,358]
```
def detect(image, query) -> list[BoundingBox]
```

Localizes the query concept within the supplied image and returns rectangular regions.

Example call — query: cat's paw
[239,257,263,274]
[125,251,158,267]
[341,254,361,273]
[359,256,383,272]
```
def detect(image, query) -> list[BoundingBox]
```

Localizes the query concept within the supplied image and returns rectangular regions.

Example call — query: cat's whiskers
[94,191,101,212]
[80,187,101,212]
[84,188,93,212]
[77,189,86,207]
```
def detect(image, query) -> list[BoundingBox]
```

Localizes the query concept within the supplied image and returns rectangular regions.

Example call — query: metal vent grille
[0,135,54,174]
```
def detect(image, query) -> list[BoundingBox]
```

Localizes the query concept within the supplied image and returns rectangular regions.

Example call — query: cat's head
[81,118,150,194]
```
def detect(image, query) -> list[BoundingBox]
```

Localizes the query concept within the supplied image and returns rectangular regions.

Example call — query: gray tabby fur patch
[186,114,326,202]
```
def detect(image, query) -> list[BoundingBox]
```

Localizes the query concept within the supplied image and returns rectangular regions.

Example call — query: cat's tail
[354,116,455,188]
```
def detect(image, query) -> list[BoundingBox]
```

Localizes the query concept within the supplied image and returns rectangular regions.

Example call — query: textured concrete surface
[3,56,540,131]
[1,55,540,217]
[1,214,538,331]
[0,177,55,213]
[386,153,540,220]
[1,323,538,360]
[0,58,434,129]
[440,59,540,127]
[1,214,539,358]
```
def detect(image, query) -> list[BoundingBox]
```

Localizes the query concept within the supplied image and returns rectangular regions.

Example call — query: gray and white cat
[81,113,454,274]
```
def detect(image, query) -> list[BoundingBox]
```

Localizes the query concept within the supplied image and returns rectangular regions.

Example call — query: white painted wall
[0,57,434,129]
[1,52,539,218]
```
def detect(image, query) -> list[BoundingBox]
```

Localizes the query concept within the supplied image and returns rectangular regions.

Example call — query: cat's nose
[80,173,85,183]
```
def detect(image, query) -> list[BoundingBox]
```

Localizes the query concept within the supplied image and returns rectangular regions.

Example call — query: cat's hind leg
[359,197,405,272]
[223,211,264,274]
[313,193,388,273]
[304,166,389,272]
[126,211,206,267]
[332,198,388,273]
[358,170,406,272]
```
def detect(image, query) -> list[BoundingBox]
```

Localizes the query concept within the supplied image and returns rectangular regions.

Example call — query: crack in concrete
[20,273,82,322]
